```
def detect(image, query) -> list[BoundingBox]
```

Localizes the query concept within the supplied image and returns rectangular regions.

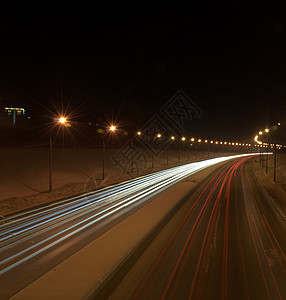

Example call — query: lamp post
[178,137,186,163]
[102,138,105,180]
[259,131,263,168]
[274,143,277,182]
[49,116,67,193]
[102,125,116,180]
[264,128,269,174]
[266,144,269,174]
[133,131,142,173]
[152,133,161,168]
[167,136,175,166]
[49,129,53,193]
[256,126,279,182]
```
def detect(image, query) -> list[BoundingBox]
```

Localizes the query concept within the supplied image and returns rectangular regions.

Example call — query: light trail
[111,155,286,300]
[0,153,260,278]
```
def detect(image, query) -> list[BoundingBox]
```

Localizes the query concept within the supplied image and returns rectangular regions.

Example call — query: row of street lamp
[253,124,285,182]
[137,131,252,146]
[49,117,284,191]
[50,116,255,192]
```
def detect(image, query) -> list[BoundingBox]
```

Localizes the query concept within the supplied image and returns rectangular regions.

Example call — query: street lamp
[59,117,66,124]
[102,125,117,180]
[263,128,277,181]
[255,126,279,182]
[166,136,175,165]
[49,116,67,193]
[178,137,186,163]
[152,133,161,168]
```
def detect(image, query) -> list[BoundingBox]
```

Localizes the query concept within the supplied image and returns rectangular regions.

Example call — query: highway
[0,154,259,298]
[94,157,286,300]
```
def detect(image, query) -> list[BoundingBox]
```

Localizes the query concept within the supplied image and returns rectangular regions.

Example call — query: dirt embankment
[253,153,286,218]
[0,146,239,216]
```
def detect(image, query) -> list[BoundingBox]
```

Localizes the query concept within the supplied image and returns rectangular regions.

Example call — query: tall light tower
[49,116,67,192]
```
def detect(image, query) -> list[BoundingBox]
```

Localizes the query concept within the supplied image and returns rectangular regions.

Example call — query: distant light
[182,137,186,141]
[171,136,175,140]
[220,141,223,144]
[97,128,104,134]
[254,135,262,145]
[278,122,281,126]
[210,141,213,144]
[110,125,116,131]
[157,133,162,138]
[224,142,227,144]
[198,139,201,143]
[137,131,142,136]
[215,141,218,144]
[259,131,263,135]
[265,128,269,133]
[191,138,195,142]
[205,140,208,143]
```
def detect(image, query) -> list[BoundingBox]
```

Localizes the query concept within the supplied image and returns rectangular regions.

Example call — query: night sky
[1,2,286,142]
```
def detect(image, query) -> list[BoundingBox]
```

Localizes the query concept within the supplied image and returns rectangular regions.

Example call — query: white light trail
[0,153,261,276]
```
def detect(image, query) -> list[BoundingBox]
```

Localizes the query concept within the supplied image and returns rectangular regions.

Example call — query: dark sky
[1,2,286,142]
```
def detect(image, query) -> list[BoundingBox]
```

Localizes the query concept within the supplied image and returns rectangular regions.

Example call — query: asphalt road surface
[94,157,286,300]
[0,154,256,299]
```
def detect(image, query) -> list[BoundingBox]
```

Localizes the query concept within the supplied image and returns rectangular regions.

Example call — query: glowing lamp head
[59,117,66,124]
[110,125,116,132]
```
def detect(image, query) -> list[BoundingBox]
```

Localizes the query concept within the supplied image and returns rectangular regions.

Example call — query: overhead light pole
[178,137,186,163]
[152,133,161,168]
[102,125,117,180]
[274,144,277,182]
[167,136,175,166]
[49,116,67,193]
[256,126,279,182]
[265,128,269,174]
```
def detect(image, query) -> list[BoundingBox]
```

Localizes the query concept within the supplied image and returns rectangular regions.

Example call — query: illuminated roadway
[93,156,286,300]
[0,153,273,299]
